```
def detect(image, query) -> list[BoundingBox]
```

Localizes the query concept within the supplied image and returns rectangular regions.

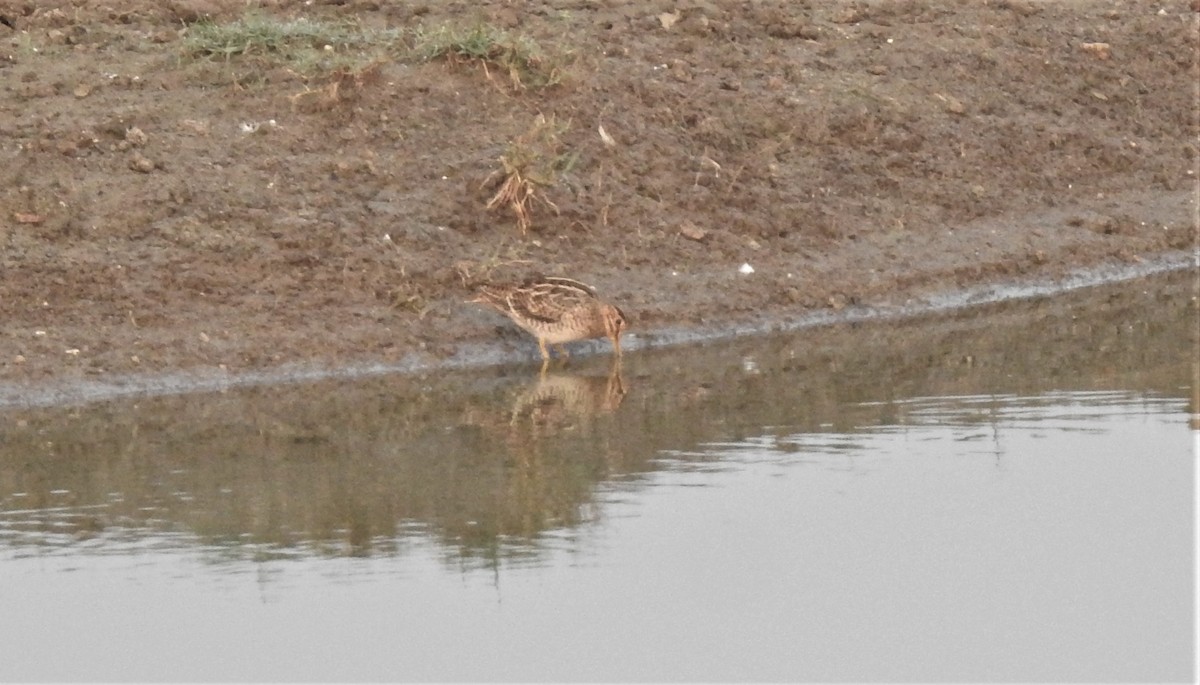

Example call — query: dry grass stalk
[483,114,568,234]
[289,59,384,109]
[486,161,536,234]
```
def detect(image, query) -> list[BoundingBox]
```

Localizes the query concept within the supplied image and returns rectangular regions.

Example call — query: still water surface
[1,272,1195,681]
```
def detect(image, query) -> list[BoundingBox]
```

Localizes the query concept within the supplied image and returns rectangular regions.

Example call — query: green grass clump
[183,14,567,88]
[183,13,403,72]
[414,23,567,89]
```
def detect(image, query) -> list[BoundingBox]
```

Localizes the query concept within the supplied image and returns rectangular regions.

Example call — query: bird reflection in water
[508,358,628,433]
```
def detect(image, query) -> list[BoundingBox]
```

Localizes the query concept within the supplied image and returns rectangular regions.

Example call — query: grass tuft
[183,13,404,73]
[485,114,573,234]
[414,23,567,89]
[183,13,567,92]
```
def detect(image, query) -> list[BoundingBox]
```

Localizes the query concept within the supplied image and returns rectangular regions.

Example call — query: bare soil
[0,0,1196,391]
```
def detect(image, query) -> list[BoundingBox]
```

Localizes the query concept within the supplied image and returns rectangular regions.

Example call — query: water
[0,271,1195,682]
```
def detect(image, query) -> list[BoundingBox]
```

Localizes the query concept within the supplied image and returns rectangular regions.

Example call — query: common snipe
[471,276,628,362]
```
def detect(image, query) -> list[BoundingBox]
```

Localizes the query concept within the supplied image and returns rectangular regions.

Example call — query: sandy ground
[0,0,1196,399]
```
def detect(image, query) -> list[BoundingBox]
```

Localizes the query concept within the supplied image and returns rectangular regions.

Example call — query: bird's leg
[538,338,550,362]
[608,351,623,376]
[606,361,626,409]
[611,334,622,358]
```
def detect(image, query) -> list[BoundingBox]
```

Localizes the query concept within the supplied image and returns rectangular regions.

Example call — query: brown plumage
[470,276,628,362]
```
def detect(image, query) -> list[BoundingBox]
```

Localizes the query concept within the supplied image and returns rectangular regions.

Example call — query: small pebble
[129,153,155,173]
[125,126,147,146]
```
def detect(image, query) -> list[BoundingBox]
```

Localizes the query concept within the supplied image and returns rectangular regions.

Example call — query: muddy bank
[0,252,1193,410]
[0,1,1197,401]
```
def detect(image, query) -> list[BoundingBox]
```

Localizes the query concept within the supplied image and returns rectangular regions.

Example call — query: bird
[470,276,628,364]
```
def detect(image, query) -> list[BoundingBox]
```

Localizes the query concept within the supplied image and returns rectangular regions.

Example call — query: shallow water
[0,271,1195,682]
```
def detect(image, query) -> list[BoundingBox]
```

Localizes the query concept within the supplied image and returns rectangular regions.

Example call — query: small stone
[1079,42,1111,60]
[679,221,708,242]
[180,119,210,135]
[13,355,25,364]
[125,127,147,146]
[129,154,155,173]
[939,94,966,114]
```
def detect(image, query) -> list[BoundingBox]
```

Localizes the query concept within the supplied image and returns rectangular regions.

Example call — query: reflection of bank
[509,360,627,431]
[0,359,638,566]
